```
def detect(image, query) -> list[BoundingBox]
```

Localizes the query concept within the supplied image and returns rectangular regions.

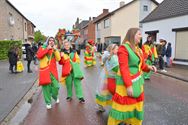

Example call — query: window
[104,19,110,28]
[175,31,188,60]
[143,5,148,11]
[84,29,88,35]
[9,13,15,26]
[105,36,121,46]
[97,23,101,31]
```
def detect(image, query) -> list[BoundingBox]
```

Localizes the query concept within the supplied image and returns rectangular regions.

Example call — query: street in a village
[1,53,187,125]
[1,0,188,125]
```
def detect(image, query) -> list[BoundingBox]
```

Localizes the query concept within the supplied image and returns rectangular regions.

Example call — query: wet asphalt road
[0,60,38,123]
[23,53,188,125]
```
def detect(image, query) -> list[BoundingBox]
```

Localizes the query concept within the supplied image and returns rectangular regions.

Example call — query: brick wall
[0,0,34,42]
[87,20,95,41]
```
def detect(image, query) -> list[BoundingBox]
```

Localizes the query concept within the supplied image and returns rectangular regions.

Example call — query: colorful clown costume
[96,52,118,108]
[84,40,96,67]
[37,45,61,107]
[59,49,84,101]
[108,42,150,125]
[142,43,158,80]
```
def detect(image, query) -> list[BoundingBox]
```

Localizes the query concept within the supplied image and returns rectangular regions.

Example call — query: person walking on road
[26,37,35,73]
[37,37,61,109]
[108,28,157,125]
[142,35,158,80]
[32,43,38,65]
[96,44,119,112]
[8,46,18,73]
[59,40,85,103]
[84,40,96,67]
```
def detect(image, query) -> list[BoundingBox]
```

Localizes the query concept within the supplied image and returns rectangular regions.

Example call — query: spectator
[166,42,172,67]
[32,43,38,65]
[157,39,167,72]
[26,37,34,73]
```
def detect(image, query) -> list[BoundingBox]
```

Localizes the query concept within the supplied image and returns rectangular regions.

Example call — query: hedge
[0,40,22,60]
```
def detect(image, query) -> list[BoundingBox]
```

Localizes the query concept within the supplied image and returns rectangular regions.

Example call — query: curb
[0,78,40,125]
[157,71,188,83]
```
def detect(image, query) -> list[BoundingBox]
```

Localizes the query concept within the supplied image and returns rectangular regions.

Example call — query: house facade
[141,0,188,65]
[94,0,158,45]
[80,17,96,43]
[0,0,35,42]
[73,18,89,43]
[93,9,110,44]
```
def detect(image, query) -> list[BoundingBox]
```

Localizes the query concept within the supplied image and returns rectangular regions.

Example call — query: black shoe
[66,97,72,102]
[28,70,33,73]
[79,98,85,104]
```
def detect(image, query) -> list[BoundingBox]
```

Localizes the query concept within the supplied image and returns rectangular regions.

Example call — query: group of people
[141,35,172,80]
[95,28,157,125]
[36,27,174,125]
[157,39,172,72]
[36,27,159,125]
[7,37,40,74]
[37,37,85,109]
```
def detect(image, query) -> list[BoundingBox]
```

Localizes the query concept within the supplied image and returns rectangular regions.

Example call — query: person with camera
[36,37,61,109]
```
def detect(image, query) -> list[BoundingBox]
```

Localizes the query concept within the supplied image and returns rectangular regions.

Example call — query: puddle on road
[9,101,31,125]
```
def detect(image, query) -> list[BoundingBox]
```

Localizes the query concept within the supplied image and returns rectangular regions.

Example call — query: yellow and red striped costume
[84,40,96,67]
[108,42,150,125]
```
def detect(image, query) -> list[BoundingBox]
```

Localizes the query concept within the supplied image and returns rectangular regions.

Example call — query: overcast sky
[9,0,163,36]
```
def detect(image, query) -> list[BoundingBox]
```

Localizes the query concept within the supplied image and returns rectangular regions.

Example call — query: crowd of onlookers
[7,37,43,74]
[156,39,172,72]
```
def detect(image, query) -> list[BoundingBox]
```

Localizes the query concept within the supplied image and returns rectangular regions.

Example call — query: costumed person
[36,37,61,109]
[84,39,96,67]
[59,40,85,103]
[142,35,158,80]
[96,44,119,112]
[108,28,157,125]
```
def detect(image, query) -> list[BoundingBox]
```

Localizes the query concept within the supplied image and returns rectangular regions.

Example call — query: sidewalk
[157,64,188,82]
[0,60,38,123]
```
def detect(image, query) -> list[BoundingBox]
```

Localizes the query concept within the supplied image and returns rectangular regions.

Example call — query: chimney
[120,1,125,7]
[77,17,79,23]
[92,17,96,20]
[103,9,109,14]
[89,17,91,21]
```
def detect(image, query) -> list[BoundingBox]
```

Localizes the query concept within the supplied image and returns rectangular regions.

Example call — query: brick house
[82,17,96,42]
[73,18,89,43]
[0,0,35,42]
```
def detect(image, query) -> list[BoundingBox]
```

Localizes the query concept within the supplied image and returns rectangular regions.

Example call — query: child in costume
[142,35,158,80]
[96,44,119,112]
[84,40,96,67]
[59,40,85,103]
[108,28,157,125]
[37,37,61,109]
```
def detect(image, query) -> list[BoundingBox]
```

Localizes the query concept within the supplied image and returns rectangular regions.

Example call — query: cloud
[9,0,163,36]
